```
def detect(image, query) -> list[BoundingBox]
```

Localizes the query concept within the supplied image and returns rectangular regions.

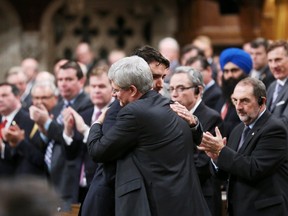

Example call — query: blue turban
[219,48,252,74]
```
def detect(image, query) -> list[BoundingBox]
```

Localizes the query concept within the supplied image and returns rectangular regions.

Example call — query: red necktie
[0,119,8,139]
[221,103,229,120]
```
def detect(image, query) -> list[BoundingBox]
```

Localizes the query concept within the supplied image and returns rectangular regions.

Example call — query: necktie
[0,119,7,139]
[91,110,102,124]
[221,102,229,120]
[237,126,250,151]
[271,83,283,110]
[45,101,71,171]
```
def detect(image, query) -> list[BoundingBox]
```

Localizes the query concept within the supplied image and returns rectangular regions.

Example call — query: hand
[3,124,25,148]
[62,107,75,137]
[170,101,197,126]
[96,107,109,125]
[198,127,226,158]
[69,108,89,135]
[29,104,51,127]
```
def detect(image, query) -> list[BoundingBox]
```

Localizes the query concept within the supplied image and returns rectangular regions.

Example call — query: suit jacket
[258,65,275,88]
[216,110,288,216]
[194,101,223,216]
[80,99,121,216]
[87,90,211,216]
[46,91,93,211]
[267,79,288,125]
[203,82,223,111]
[0,109,46,177]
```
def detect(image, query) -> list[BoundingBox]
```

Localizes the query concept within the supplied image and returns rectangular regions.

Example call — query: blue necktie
[237,126,250,151]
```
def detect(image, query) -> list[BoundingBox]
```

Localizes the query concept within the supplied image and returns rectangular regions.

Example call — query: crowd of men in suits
[0,37,287,216]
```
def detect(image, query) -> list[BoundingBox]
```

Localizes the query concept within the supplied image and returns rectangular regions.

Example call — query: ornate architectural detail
[108,16,133,48]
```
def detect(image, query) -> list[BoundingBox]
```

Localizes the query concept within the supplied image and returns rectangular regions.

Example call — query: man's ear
[129,85,138,97]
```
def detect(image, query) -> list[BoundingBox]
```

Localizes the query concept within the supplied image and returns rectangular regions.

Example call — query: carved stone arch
[40,0,66,71]
[0,0,22,81]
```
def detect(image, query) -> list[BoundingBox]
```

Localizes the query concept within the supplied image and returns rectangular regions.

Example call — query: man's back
[88,90,210,216]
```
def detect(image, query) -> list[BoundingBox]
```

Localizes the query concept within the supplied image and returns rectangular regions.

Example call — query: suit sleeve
[87,108,139,162]
[217,122,287,183]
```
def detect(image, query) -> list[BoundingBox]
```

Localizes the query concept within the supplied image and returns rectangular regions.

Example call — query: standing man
[31,61,93,211]
[266,40,288,125]
[216,47,252,138]
[169,66,223,216]
[250,37,275,88]
[0,83,45,177]
[200,77,288,216]
[88,56,210,216]
[61,66,115,204]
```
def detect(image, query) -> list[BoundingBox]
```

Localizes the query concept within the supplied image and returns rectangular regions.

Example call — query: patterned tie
[237,126,251,151]
[45,101,71,171]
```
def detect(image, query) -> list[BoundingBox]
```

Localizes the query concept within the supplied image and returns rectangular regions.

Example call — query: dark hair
[267,40,288,55]
[0,82,20,96]
[181,44,204,57]
[59,60,84,80]
[250,38,269,51]
[132,45,170,69]
[185,55,210,69]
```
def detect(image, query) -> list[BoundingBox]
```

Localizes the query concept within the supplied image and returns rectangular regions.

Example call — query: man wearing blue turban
[215,47,253,138]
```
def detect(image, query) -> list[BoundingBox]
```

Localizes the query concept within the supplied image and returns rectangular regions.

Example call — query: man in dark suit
[61,66,115,205]
[266,40,288,125]
[215,47,253,138]
[169,66,223,216]
[0,83,46,177]
[87,56,211,216]
[250,37,275,88]
[186,55,222,111]
[200,77,288,216]
[31,61,93,211]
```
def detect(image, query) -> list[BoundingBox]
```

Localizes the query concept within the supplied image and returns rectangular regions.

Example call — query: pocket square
[276,100,285,106]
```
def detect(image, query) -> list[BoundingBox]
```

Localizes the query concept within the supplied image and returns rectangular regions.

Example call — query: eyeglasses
[168,86,195,93]
[223,67,240,74]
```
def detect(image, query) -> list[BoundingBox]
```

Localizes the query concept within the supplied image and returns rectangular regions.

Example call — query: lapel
[266,81,277,108]
[237,111,270,153]
[274,80,288,104]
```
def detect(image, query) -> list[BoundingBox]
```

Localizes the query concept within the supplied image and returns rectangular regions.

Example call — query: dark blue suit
[80,99,121,216]
[0,108,46,177]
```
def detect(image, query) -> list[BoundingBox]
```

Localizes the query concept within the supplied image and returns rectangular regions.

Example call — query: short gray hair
[31,81,59,96]
[108,56,153,94]
[175,66,204,88]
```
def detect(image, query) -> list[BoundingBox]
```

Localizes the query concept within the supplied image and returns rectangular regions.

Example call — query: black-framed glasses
[168,86,195,93]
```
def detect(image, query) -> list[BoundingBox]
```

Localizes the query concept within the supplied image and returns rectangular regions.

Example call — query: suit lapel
[238,111,270,153]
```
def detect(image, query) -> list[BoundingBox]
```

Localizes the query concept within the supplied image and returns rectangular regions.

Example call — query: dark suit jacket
[194,101,223,216]
[80,99,121,216]
[46,91,93,211]
[87,90,211,216]
[0,109,46,177]
[202,82,222,111]
[258,65,275,88]
[216,111,288,216]
[267,79,288,125]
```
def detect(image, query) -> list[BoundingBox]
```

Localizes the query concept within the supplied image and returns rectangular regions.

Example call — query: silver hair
[31,81,59,96]
[175,66,205,88]
[108,56,153,94]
